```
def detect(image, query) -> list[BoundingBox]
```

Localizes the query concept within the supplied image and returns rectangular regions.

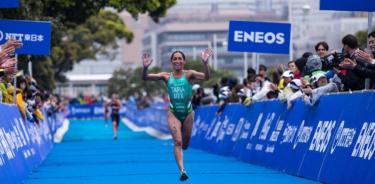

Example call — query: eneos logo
[233,31,285,45]
[228,20,291,54]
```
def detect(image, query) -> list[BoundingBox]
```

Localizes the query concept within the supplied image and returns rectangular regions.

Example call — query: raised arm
[141,53,167,81]
[189,48,213,81]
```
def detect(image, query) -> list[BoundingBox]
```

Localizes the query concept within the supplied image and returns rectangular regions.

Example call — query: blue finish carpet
[25,120,318,184]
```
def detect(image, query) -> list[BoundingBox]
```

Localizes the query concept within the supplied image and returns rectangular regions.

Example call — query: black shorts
[111,113,120,126]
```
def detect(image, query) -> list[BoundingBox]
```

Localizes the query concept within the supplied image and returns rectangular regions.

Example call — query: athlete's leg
[112,115,118,139]
[167,111,185,172]
[182,111,194,150]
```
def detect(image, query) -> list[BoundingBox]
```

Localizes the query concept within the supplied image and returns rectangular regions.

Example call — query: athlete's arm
[117,100,122,109]
[141,53,168,81]
[189,48,213,81]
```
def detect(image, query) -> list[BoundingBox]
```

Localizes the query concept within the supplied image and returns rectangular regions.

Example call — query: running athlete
[142,49,212,181]
[106,93,122,140]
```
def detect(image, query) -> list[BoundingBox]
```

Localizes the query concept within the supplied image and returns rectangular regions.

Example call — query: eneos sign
[227,20,291,54]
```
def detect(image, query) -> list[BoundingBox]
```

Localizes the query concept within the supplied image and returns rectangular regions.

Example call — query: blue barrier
[67,102,170,134]
[65,93,374,183]
[191,92,375,184]
[0,104,64,184]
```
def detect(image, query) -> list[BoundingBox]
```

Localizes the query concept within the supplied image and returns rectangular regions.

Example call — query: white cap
[192,84,200,91]
[219,86,231,99]
[282,70,294,78]
[288,79,302,90]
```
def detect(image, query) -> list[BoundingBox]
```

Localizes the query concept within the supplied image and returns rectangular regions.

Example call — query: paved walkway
[25,120,318,184]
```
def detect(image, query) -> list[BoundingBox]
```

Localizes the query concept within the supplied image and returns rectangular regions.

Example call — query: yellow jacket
[0,82,12,103]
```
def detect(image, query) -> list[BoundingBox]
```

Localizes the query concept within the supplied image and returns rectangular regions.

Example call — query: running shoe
[179,171,189,181]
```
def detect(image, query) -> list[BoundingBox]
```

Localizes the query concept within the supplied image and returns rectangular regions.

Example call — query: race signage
[227,20,291,54]
[0,19,51,55]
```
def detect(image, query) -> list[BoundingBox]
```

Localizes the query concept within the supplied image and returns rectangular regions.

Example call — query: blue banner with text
[320,0,375,12]
[227,20,291,54]
[0,19,51,55]
[0,104,64,184]
[0,0,19,8]
[67,102,170,134]
[191,92,375,184]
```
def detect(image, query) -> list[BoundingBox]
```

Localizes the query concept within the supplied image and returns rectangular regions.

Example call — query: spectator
[273,64,285,90]
[333,34,364,91]
[315,41,329,58]
[258,64,271,81]
[288,60,301,79]
[279,78,302,102]
[302,71,339,106]
[192,84,204,109]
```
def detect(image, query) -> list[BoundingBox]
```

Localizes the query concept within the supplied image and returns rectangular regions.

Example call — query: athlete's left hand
[201,48,213,65]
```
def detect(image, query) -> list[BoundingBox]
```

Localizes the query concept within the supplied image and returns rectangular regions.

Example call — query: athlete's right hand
[142,53,153,68]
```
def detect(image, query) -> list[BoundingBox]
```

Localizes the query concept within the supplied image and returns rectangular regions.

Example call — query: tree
[107,66,166,98]
[0,0,176,90]
[355,27,375,49]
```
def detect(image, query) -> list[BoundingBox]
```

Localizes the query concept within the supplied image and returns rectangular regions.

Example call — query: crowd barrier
[65,92,375,183]
[67,102,170,135]
[190,91,375,184]
[0,104,65,184]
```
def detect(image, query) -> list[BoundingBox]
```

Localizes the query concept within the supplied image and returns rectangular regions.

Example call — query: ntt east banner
[0,19,51,55]
[227,20,291,54]
[0,0,19,8]
[320,0,375,12]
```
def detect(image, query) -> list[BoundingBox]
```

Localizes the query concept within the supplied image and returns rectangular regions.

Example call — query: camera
[321,52,346,70]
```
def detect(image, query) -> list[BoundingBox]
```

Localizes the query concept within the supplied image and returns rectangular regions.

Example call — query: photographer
[331,34,365,91]
[339,32,375,88]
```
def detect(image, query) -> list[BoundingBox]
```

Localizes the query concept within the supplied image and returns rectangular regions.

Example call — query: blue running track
[25,120,319,184]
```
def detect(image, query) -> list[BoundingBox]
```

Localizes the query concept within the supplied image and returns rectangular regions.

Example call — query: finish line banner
[0,19,52,55]
[320,0,375,12]
[227,20,291,54]
[191,92,375,184]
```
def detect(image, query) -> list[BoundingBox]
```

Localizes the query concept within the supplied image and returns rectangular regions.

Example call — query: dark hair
[247,67,256,75]
[271,70,281,85]
[295,57,308,76]
[16,77,27,88]
[242,78,248,86]
[315,41,329,51]
[302,52,313,59]
[259,64,267,71]
[170,51,186,61]
[247,74,256,82]
[369,31,375,38]
[342,34,358,49]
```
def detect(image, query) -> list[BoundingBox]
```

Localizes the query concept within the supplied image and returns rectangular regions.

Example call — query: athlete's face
[112,94,118,100]
[171,53,185,71]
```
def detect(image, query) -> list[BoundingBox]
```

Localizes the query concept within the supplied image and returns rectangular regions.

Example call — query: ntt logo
[233,31,285,45]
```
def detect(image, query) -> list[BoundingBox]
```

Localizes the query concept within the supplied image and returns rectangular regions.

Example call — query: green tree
[355,27,375,49]
[107,67,166,98]
[0,0,176,90]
